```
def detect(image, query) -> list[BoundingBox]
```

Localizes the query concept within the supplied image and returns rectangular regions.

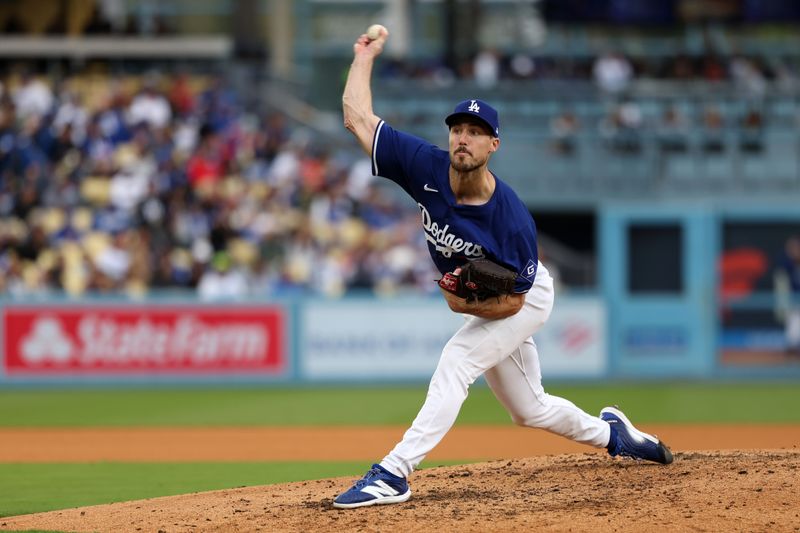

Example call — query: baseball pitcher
[333,25,673,509]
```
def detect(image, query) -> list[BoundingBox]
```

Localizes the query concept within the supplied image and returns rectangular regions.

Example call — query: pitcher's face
[448,119,498,172]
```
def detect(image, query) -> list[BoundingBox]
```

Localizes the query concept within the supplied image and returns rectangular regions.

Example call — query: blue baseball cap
[445,99,500,138]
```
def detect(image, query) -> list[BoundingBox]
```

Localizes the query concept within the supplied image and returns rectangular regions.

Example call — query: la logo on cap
[445,98,500,138]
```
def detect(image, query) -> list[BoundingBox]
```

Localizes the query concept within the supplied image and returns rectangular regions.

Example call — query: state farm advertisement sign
[2,306,286,375]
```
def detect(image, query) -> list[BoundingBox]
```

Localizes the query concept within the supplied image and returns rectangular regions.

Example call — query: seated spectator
[656,104,690,154]
[91,229,132,292]
[109,128,157,212]
[701,105,726,153]
[509,53,536,80]
[12,72,54,121]
[667,53,696,80]
[730,56,767,100]
[169,72,196,119]
[127,77,172,130]
[197,74,239,132]
[592,52,633,95]
[186,124,225,189]
[599,100,643,155]
[197,251,248,301]
[549,109,580,156]
[473,49,500,89]
[739,108,764,154]
[701,54,727,83]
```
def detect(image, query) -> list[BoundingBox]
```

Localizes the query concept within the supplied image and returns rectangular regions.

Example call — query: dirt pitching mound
[2,450,798,533]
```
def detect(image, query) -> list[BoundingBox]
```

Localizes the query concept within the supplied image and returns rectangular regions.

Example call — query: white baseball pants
[381,263,611,478]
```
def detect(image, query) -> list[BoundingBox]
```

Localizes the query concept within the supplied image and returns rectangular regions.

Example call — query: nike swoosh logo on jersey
[423,184,438,192]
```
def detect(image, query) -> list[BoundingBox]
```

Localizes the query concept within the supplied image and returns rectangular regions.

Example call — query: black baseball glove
[438,258,518,303]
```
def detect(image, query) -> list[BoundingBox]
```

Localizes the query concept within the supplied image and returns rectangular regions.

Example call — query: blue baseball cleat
[333,464,412,509]
[601,406,674,465]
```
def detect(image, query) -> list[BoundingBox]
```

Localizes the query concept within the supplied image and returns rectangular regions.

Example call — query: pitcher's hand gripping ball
[366,24,386,41]
[438,258,517,303]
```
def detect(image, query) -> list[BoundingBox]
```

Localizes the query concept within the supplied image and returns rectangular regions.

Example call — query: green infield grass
[0,382,799,426]
[0,461,368,518]
[0,460,464,519]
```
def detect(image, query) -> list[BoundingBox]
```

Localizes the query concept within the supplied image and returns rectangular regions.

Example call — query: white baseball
[366,24,385,41]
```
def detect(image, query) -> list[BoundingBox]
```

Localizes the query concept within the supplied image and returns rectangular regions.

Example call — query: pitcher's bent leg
[484,338,610,447]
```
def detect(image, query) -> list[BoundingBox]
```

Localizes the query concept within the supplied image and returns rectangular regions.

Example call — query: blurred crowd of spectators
[2,50,795,301]
[548,98,768,158]
[377,47,795,160]
[0,69,439,300]
[377,48,799,96]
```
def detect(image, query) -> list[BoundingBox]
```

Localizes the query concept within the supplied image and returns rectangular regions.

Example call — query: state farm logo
[4,307,286,374]
[8,312,276,369]
[74,315,269,364]
[21,316,74,364]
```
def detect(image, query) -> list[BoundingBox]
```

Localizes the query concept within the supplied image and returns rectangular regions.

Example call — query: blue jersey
[372,121,538,293]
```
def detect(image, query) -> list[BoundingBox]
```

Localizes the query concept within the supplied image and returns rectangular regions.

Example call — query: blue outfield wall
[600,202,800,380]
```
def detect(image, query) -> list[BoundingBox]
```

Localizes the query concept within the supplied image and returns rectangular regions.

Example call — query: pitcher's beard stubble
[450,151,486,173]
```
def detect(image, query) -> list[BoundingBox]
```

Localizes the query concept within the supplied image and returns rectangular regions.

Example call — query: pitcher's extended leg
[380,318,521,477]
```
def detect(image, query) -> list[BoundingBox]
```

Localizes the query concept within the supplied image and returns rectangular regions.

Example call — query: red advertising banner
[2,305,287,375]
